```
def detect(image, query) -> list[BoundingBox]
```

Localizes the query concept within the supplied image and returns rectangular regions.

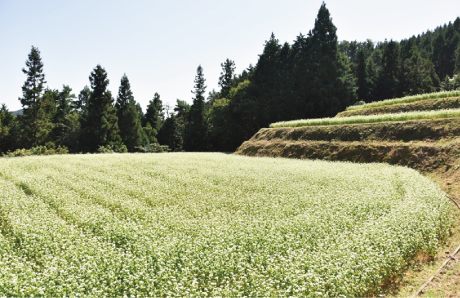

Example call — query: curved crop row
[0,154,453,296]
[345,90,460,111]
[270,108,460,128]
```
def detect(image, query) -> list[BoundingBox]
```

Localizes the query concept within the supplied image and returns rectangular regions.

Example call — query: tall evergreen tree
[377,40,402,100]
[115,74,133,124]
[455,42,460,74]
[251,33,282,125]
[52,85,79,148]
[144,92,164,132]
[80,65,123,152]
[404,46,440,95]
[77,85,91,112]
[307,2,353,116]
[184,65,208,151]
[432,33,449,79]
[356,49,371,101]
[0,104,20,153]
[115,74,143,151]
[120,102,144,151]
[218,59,236,98]
[158,115,183,151]
[19,46,52,147]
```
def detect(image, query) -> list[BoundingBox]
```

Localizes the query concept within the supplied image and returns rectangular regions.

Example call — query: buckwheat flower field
[0,153,452,296]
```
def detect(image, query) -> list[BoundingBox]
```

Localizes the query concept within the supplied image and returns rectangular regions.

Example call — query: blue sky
[1,0,460,112]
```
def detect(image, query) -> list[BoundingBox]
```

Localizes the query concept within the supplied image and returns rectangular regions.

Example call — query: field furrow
[0,177,164,296]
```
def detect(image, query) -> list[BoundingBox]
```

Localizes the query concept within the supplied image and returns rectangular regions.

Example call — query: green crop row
[346,90,460,111]
[270,108,460,128]
[0,153,452,296]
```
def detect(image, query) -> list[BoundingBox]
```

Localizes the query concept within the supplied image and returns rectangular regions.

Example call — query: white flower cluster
[270,108,460,128]
[345,90,460,111]
[0,153,452,296]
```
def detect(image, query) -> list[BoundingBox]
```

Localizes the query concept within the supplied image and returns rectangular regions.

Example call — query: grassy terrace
[336,96,460,118]
[270,108,460,128]
[0,153,452,296]
[345,91,460,111]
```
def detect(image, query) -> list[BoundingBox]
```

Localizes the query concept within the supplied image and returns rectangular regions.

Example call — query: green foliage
[19,46,55,148]
[77,85,91,112]
[80,65,123,152]
[142,122,158,144]
[52,85,80,149]
[115,74,133,124]
[218,59,236,98]
[307,3,353,116]
[120,101,144,151]
[0,153,451,296]
[376,40,402,100]
[403,46,440,95]
[134,143,170,153]
[158,115,183,151]
[143,92,164,139]
[209,80,257,151]
[184,65,208,151]
[0,105,20,153]
[19,46,46,109]
[115,75,143,151]
[455,42,460,75]
[271,108,460,128]
[96,144,128,154]
[356,49,373,101]
[5,145,68,157]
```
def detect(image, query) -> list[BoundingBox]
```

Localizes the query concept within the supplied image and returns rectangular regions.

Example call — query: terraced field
[0,153,452,296]
[236,90,460,296]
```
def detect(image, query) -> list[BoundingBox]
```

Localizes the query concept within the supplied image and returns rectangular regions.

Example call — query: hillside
[236,91,460,194]
[235,90,460,296]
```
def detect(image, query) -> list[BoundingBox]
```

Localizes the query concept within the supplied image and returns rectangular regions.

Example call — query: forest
[1,3,460,154]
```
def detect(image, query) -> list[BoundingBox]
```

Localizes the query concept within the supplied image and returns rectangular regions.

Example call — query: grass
[337,96,460,118]
[0,153,453,296]
[270,108,460,128]
[346,90,460,111]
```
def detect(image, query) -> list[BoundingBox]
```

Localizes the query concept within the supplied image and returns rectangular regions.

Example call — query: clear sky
[1,0,460,112]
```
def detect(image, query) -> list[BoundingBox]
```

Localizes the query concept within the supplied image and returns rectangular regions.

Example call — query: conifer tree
[432,33,449,79]
[0,104,20,153]
[307,3,352,116]
[356,49,371,101]
[455,42,460,74]
[19,46,52,147]
[218,59,236,98]
[115,74,133,125]
[251,33,282,125]
[184,65,207,151]
[377,40,402,100]
[115,74,143,151]
[53,86,80,149]
[120,101,144,151]
[80,65,123,152]
[144,92,164,133]
[158,115,183,151]
[77,86,91,112]
[404,46,440,95]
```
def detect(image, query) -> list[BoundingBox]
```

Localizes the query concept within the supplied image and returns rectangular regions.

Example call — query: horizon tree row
[0,47,167,154]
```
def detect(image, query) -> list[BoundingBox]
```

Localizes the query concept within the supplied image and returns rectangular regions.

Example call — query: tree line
[1,3,460,154]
